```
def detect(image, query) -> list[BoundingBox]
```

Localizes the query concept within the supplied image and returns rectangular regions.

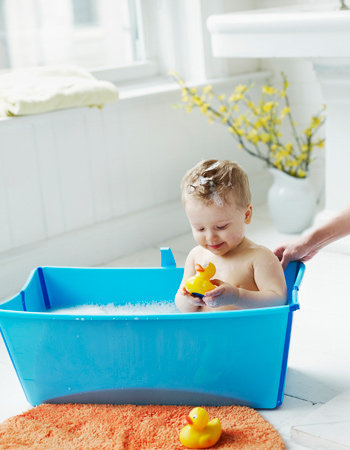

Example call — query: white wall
[254,0,329,204]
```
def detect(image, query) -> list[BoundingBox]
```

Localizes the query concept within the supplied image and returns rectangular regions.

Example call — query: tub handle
[160,247,176,268]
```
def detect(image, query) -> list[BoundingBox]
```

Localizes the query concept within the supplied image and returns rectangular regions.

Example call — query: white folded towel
[0,65,119,117]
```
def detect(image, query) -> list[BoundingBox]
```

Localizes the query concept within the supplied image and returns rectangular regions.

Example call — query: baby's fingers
[182,286,190,296]
[188,296,205,306]
[204,287,221,298]
[203,296,219,308]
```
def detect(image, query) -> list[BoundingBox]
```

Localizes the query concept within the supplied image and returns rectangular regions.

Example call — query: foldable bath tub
[0,248,304,409]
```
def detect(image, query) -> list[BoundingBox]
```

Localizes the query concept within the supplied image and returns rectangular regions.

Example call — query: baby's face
[184,194,252,256]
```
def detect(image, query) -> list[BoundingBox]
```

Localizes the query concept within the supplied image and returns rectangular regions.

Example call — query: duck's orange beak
[184,415,193,425]
[195,264,204,272]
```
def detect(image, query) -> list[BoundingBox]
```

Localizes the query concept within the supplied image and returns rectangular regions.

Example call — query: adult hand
[202,279,239,308]
[274,235,320,270]
[275,204,350,269]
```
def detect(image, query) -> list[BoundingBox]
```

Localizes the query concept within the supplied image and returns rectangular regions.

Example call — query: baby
[175,159,287,313]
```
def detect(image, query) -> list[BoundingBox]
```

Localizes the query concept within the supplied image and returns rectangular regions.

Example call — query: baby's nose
[206,229,217,240]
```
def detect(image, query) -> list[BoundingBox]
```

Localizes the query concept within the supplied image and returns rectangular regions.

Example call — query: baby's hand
[203,279,239,308]
[182,286,205,306]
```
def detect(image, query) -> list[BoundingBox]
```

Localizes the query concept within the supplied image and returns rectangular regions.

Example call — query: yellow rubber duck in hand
[179,407,222,449]
[184,263,216,298]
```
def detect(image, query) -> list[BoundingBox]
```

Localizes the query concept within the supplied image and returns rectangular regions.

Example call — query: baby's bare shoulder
[188,245,202,257]
[244,240,277,262]
[187,245,206,262]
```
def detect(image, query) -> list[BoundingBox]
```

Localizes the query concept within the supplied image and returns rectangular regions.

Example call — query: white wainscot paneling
[0,123,46,251]
[34,115,65,237]
[0,155,12,253]
[119,103,158,213]
[102,106,130,217]
[83,108,113,223]
[53,111,96,231]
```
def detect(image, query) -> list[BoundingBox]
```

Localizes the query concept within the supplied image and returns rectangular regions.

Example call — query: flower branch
[170,71,326,179]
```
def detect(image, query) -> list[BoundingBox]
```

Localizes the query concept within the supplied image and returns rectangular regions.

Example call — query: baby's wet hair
[181,159,251,208]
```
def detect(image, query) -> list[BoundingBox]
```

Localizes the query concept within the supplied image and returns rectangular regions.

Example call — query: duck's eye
[192,414,197,419]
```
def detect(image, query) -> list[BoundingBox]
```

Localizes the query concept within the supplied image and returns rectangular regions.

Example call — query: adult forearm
[308,204,350,250]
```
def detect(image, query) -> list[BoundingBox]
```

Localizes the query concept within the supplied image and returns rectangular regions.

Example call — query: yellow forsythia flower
[230,104,239,112]
[310,116,322,128]
[234,84,248,94]
[316,138,325,148]
[262,86,278,95]
[193,95,203,106]
[259,132,271,143]
[229,93,245,102]
[233,115,245,127]
[203,85,213,94]
[280,107,290,118]
[246,129,258,141]
[304,128,312,138]
[262,102,277,113]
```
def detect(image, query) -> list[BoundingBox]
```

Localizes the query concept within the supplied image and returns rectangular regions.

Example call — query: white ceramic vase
[267,168,316,234]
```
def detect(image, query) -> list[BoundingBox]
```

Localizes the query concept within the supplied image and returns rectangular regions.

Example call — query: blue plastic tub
[0,248,304,409]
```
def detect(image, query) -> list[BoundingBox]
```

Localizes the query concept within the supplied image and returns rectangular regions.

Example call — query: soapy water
[49,301,180,315]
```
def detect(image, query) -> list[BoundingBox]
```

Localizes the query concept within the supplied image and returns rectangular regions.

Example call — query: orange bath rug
[0,403,284,449]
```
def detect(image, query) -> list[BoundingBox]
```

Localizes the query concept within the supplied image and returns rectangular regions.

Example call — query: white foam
[204,161,220,172]
[198,176,213,185]
[48,301,180,315]
[210,190,224,206]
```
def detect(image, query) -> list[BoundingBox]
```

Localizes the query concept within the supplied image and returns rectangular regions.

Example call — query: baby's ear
[244,205,253,224]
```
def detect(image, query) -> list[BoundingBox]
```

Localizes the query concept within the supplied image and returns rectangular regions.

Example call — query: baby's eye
[217,224,228,230]
[196,228,205,232]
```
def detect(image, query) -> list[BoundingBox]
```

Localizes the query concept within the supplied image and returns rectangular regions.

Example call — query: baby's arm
[204,248,286,309]
[175,249,204,312]
[235,249,286,308]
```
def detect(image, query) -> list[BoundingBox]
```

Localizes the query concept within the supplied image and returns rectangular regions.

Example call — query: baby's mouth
[208,243,224,250]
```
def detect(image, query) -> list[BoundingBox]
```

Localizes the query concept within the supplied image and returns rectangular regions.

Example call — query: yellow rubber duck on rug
[179,407,222,449]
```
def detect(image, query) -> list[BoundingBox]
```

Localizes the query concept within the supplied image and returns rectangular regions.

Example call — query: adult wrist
[309,227,331,251]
